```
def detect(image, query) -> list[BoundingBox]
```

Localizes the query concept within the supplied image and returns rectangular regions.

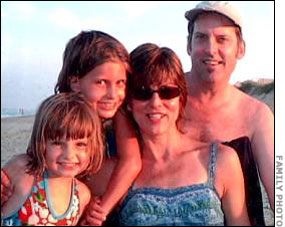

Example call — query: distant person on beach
[85,43,250,226]
[1,30,141,225]
[1,92,104,226]
[182,1,274,225]
[18,108,24,116]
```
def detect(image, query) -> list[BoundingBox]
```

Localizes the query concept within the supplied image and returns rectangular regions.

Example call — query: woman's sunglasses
[133,86,180,101]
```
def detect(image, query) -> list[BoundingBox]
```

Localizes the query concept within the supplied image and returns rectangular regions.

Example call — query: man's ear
[70,76,81,92]
[237,40,246,60]
[187,36,192,56]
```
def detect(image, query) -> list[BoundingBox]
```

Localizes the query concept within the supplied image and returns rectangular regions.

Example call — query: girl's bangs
[45,108,95,141]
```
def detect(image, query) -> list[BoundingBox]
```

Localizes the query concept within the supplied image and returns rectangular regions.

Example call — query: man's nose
[205,37,218,55]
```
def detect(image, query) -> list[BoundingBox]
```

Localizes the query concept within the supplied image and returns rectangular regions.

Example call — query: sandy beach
[1,116,34,167]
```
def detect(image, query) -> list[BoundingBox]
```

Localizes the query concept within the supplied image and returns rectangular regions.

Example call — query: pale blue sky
[1,1,274,110]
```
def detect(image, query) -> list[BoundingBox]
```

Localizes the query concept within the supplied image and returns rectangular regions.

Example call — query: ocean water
[1,108,35,119]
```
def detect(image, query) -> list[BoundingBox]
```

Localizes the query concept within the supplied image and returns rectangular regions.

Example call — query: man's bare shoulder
[234,86,261,104]
[234,87,272,116]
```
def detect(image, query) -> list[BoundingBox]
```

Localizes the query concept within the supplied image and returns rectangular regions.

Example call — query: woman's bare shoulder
[216,144,240,167]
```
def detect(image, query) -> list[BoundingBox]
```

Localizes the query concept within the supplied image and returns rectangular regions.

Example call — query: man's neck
[186,71,232,107]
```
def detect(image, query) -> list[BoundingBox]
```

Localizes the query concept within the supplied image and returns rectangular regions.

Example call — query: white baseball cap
[185,1,242,31]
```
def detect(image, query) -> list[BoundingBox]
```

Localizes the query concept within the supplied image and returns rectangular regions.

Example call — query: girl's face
[71,62,127,119]
[130,83,180,137]
[45,137,90,178]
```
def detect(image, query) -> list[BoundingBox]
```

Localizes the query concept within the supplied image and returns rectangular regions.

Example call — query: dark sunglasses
[133,86,180,101]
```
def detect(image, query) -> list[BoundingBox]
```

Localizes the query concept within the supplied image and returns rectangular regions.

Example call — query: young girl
[1,92,104,226]
[1,30,141,225]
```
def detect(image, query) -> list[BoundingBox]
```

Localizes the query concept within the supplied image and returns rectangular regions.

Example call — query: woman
[85,43,250,226]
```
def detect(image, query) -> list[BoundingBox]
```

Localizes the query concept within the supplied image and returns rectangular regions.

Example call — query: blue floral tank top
[118,143,224,226]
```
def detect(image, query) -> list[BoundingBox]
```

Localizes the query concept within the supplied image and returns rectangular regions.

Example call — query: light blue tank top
[118,143,224,226]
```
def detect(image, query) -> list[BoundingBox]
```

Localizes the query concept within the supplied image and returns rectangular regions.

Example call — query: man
[183,1,274,225]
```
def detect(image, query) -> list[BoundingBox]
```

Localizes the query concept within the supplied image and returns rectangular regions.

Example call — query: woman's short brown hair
[127,43,188,131]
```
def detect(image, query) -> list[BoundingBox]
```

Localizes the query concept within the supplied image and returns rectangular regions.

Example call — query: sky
[1,1,274,111]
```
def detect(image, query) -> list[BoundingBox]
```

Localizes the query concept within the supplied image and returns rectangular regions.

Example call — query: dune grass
[238,81,274,95]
